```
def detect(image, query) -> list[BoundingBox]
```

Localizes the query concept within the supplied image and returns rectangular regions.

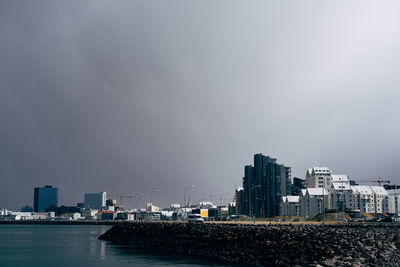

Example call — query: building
[291,177,305,196]
[350,186,375,213]
[370,186,388,213]
[55,205,81,216]
[82,209,98,220]
[146,203,159,212]
[34,185,58,212]
[331,174,350,185]
[242,154,291,218]
[106,199,117,207]
[84,192,106,210]
[305,167,332,189]
[300,188,329,218]
[330,182,353,211]
[387,190,400,216]
[20,205,33,212]
[280,196,300,217]
[234,187,245,215]
[96,210,115,220]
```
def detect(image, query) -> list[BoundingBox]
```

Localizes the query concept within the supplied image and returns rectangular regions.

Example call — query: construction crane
[112,193,132,210]
[352,178,390,186]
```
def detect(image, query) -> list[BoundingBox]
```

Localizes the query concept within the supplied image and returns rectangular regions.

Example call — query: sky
[1,1,400,210]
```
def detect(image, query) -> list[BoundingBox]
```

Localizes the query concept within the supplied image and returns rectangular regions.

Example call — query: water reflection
[0,225,235,267]
[105,243,231,266]
[100,240,106,260]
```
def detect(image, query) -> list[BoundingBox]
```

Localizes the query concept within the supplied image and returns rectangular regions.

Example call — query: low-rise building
[96,210,115,220]
[300,188,329,218]
[371,186,388,213]
[387,190,400,216]
[146,203,159,212]
[351,186,375,213]
[82,209,98,220]
[280,196,300,217]
[330,183,353,210]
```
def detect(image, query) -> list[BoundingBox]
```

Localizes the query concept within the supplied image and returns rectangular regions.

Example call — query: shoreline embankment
[98,222,400,266]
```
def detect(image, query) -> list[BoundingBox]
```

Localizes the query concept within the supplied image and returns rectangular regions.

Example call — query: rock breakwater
[98,222,400,266]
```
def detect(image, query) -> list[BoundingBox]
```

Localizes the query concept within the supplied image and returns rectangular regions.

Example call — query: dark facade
[242,165,254,216]
[241,154,291,218]
[20,205,33,212]
[55,205,81,216]
[235,187,246,216]
[33,185,58,212]
[291,177,305,196]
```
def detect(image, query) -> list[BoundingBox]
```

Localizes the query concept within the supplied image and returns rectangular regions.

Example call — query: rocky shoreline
[98,222,400,266]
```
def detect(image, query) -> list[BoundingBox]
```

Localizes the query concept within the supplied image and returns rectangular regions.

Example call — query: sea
[0,224,227,267]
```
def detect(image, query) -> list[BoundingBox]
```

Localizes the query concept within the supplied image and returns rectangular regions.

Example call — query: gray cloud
[1,1,400,209]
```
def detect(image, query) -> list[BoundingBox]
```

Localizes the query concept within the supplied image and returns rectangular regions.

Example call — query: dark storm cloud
[2,1,400,209]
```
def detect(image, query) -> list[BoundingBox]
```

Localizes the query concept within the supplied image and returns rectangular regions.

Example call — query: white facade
[305,167,332,189]
[82,209,98,219]
[302,167,389,216]
[371,186,388,213]
[62,212,82,220]
[387,190,400,215]
[0,211,52,220]
[351,186,376,213]
[280,196,300,217]
[330,183,354,210]
[146,203,160,212]
[300,188,329,218]
[322,184,388,214]
[330,174,350,185]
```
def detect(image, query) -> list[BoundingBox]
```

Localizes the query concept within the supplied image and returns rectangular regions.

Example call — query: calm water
[0,225,227,267]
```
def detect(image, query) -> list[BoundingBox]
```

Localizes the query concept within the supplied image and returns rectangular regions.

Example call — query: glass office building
[34,185,58,212]
[242,154,291,218]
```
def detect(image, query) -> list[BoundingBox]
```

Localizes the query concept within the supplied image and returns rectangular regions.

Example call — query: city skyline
[2,1,400,210]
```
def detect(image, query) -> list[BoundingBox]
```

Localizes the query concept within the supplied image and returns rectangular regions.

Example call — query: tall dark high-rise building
[33,185,58,212]
[242,154,291,218]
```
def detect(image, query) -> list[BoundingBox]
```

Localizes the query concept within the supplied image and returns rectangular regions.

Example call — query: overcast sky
[1,1,400,210]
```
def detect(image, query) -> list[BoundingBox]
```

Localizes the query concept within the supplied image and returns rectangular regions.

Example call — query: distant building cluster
[1,153,399,222]
[236,159,400,219]
[1,187,234,222]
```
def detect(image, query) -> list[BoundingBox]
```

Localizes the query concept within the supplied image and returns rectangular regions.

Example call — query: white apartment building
[330,183,354,210]
[300,188,329,218]
[351,186,375,213]
[328,185,388,214]
[370,186,388,213]
[331,174,350,185]
[305,167,332,189]
[387,190,400,216]
[280,196,300,217]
